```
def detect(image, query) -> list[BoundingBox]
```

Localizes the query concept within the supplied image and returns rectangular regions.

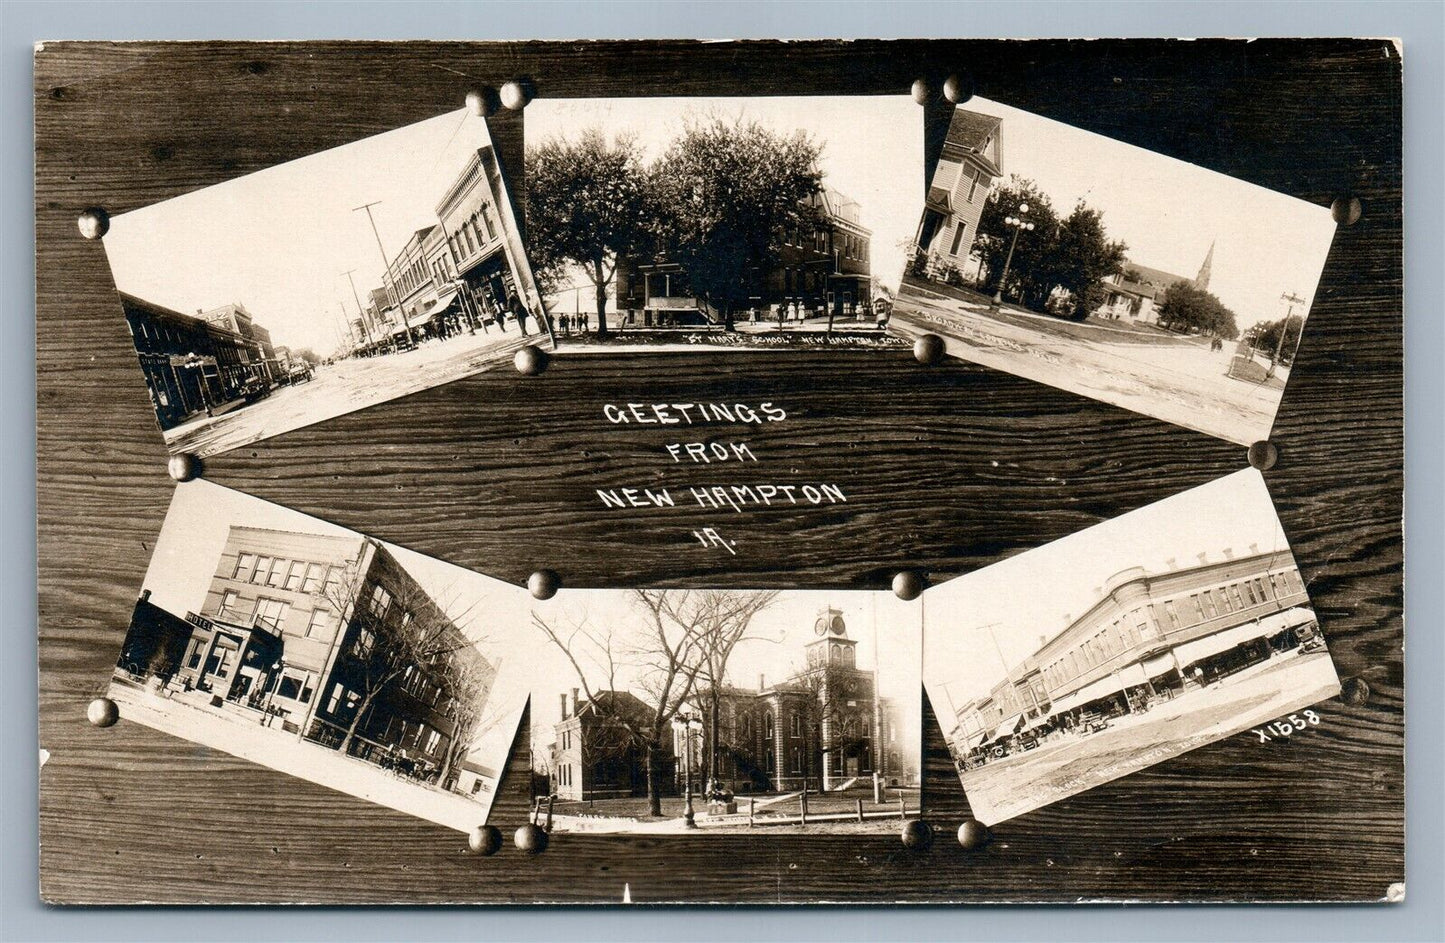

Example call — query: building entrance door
[200,633,241,693]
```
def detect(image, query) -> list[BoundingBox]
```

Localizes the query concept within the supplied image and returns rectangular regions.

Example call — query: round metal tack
[1341,676,1370,706]
[957,819,991,851]
[943,72,974,104]
[912,333,945,365]
[514,345,549,376]
[910,78,933,105]
[1331,195,1362,226]
[900,819,934,850]
[77,207,109,240]
[465,85,502,118]
[500,78,534,111]
[87,697,119,728]
[892,571,926,601]
[1247,440,1278,471]
[528,569,561,600]
[514,822,548,854]
[467,824,503,856]
[167,453,201,482]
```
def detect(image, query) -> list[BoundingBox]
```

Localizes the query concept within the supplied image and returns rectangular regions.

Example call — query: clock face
[829,615,846,635]
[813,617,828,636]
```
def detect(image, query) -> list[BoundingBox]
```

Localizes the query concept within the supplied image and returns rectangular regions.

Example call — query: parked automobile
[287,361,314,384]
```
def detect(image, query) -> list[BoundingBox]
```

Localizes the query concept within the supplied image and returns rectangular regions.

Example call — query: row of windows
[232,552,344,598]
[379,714,444,755]
[557,763,574,787]
[215,590,332,639]
[1042,568,1305,691]
[447,203,498,265]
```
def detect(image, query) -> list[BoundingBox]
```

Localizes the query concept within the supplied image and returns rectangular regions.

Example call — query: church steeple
[1194,240,1215,291]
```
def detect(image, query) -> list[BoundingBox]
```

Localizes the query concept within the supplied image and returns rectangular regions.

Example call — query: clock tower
[804,606,877,789]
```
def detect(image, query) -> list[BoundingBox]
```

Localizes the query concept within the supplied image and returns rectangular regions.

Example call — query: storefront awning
[1169,608,1315,668]
[1142,650,1179,679]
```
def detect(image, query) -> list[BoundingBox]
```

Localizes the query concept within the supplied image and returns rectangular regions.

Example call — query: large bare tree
[533,589,777,817]
[321,566,490,767]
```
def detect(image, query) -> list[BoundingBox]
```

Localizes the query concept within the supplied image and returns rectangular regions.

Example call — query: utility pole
[342,269,375,347]
[354,201,415,347]
[1270,290,1305,379]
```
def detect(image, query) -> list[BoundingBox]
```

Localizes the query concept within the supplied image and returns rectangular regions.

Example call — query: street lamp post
[991,203,1035,308]
[671,711,702,829]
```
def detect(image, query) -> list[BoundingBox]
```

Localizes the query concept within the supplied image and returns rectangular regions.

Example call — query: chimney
[139,588,151,603]
[1197,551,1209,565]
[559,693,568,720]
[1165,557,1178,570]
[570,688,579,716]
[1222,547,1235,560]
[1248,542,1260,554]
[759,673,766,691]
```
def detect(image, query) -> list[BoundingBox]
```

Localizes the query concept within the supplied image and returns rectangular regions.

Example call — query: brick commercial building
[950,547,1320,760]
[119,292,276,431]
[112,525,495,790]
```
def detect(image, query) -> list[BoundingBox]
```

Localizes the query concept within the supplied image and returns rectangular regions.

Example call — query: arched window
[763,711,774,739]
[844,647,855,667]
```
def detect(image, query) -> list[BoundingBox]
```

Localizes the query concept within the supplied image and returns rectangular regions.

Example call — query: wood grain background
[35,39,1402,904]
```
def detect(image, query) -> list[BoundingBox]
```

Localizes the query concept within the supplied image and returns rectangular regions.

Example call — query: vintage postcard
[527,588,921,833]
[891,98,1336,444]
[106,480,533,833]
[101,108,550,459]
[524,96,920,351]
[923,468,1340,826]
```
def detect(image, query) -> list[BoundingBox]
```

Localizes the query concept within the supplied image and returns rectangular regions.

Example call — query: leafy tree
[525,129,652,339]
[974,177,1058,304]
[1047,205,1128,321]
[1155,281,1241,339]
[650,117,823,329]
[1247,314,1305,363]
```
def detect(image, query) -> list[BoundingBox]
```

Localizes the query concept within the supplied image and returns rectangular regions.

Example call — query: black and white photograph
[101,108,550,459]
[523,96,920,351]
[924,468,1341,826]
[890,98,1337,444]
[105,480,531,832]
[528,589,922,833]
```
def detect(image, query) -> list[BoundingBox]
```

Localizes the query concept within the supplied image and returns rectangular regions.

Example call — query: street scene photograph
[526,588,922,834]
[523,96,921,352]
[890,98,1337,445]
[923,468,1340,826]
[106,480,531,833]
[101,107,550,459]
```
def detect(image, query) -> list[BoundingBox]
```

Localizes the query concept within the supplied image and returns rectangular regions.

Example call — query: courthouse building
[953,546,1320,757]
[913,108,1003,274]
[550,606,912,800]
[113,526,494,788]
[613,186,874,327]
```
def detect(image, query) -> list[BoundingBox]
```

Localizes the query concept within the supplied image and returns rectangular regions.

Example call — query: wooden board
[36,39,1402,904]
